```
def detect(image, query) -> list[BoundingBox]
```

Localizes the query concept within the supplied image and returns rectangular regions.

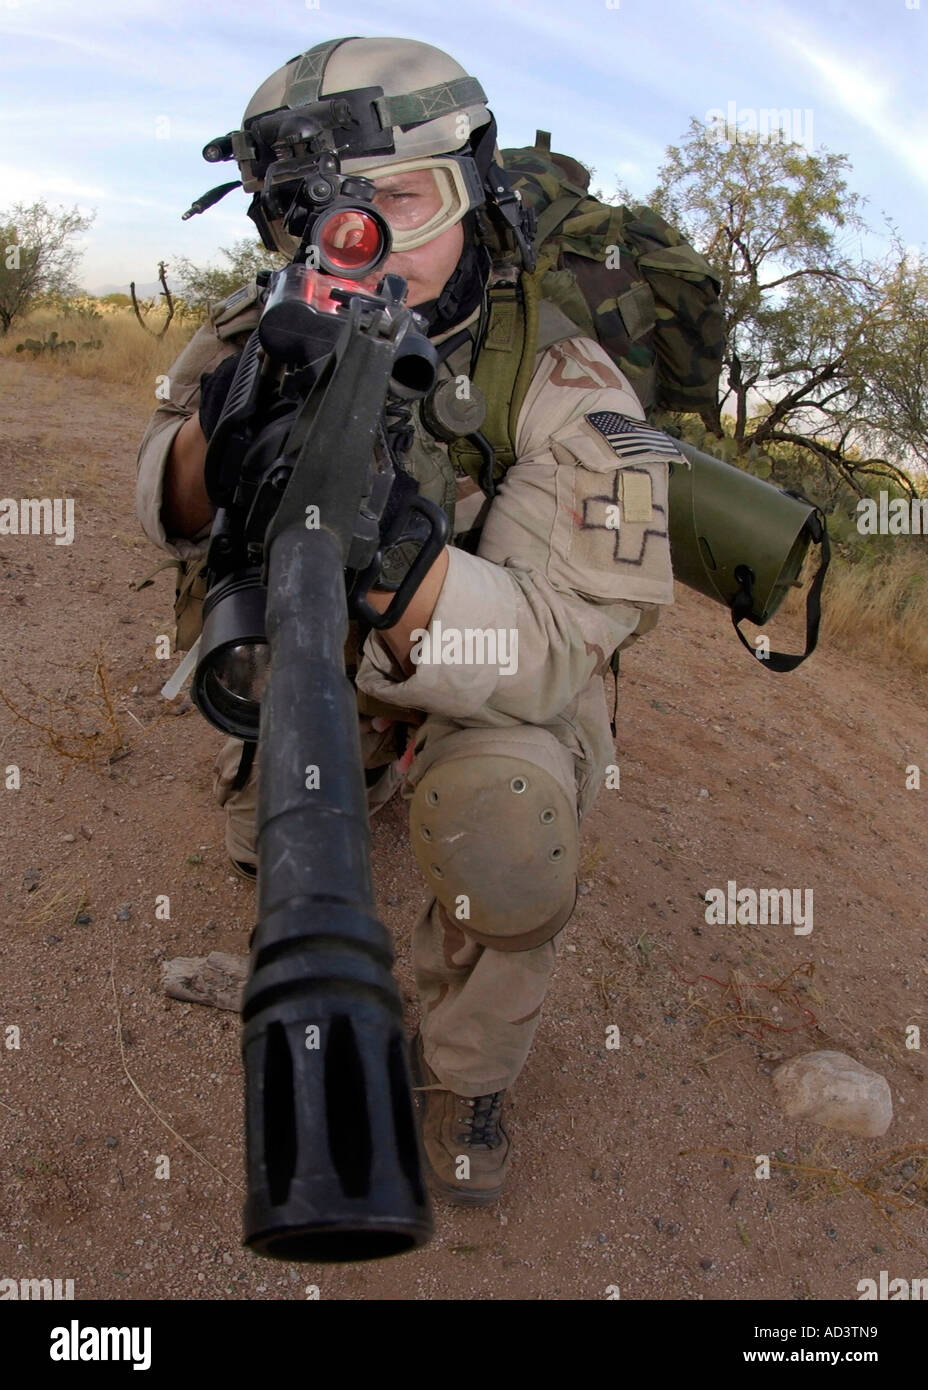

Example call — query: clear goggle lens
[271,156,480,260]
[363,159,472,250]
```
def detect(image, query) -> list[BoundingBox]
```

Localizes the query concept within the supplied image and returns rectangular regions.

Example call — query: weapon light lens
[213,642,271,704]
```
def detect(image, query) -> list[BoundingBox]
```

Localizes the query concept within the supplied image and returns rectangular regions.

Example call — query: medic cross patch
[564,410,673,574]
[584,411,683,461]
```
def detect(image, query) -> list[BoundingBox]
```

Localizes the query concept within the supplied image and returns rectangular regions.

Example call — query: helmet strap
[413,211,491,338]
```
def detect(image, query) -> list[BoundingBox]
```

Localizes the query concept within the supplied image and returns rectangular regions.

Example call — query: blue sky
[2,0,926,290]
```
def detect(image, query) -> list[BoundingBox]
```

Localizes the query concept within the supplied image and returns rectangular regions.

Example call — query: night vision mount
[181,88,537,272]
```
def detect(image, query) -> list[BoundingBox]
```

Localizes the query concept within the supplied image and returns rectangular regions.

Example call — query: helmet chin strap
[414,211,492,338]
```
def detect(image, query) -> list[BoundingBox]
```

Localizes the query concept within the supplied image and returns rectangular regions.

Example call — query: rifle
[187,98,449,1261]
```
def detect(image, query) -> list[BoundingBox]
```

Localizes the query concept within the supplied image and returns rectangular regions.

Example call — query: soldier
[136,35,675,1207]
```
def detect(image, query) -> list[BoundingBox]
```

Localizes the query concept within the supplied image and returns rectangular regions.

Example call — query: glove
[199,350,243,441]
[378,466,421,548]
[375,467,439,591]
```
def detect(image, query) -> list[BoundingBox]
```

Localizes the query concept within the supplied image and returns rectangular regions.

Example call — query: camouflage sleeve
[354,335,675,724]
[135,283,260,559]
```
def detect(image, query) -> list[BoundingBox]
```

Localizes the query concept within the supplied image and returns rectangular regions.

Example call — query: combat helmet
[190,36,535,270]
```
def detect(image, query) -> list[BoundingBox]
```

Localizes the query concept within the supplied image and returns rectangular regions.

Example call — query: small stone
[577,881,592,896]
[75,913,91,925]
[772,1050,892,1137]
[632,1034,644,1047]
[565,944,577,953]
[116,903,132,921]
[62,833,76,843]
[698,788,709,798]
[45,934,61,945]
[105,1136,119,1149]
[79,825,93,840]
[700,1257,715,1271]
[591,1168,601,1180]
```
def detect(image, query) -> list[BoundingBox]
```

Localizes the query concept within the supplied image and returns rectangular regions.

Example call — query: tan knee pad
[409,753,579,951]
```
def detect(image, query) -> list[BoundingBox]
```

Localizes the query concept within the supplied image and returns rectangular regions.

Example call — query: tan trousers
[212,707,593,1096]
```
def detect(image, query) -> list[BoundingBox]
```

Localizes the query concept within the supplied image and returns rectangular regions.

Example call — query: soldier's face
[355,167,467,306]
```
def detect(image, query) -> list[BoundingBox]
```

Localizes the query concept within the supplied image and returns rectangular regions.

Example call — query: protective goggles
[347,154,486,251]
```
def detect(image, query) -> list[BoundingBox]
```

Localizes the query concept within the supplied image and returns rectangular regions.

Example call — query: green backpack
[500,130,725,421]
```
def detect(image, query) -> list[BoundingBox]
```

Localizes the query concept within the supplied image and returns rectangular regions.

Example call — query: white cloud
[0,162,106,204]
[786,37,927,185]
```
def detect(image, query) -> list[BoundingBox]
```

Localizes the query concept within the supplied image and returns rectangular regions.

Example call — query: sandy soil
[1,354,926,1302]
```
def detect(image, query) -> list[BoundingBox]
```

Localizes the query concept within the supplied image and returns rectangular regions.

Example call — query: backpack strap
[448,271,540,489]
[533,193,585,249]
[448,273,581,492]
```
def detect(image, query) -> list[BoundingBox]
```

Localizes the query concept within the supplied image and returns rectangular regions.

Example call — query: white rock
[772,1050,892,1137]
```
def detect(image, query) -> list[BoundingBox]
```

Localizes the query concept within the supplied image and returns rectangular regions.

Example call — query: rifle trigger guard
[351,494,450,629]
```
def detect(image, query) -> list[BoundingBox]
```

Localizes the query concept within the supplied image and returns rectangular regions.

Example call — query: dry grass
[0,647,165,773]
[682,1143,928,1255]
[779,539,928,677]
[0,304,197,408]
[818,550,928,674]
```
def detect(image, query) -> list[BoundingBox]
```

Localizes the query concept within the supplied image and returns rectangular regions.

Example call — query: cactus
[15,331,102,357]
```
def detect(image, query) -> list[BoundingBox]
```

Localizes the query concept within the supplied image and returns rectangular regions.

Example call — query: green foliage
[0,201,96,335]
[640,121,927,497]
[171,238,287,318]
[99,292,131,307]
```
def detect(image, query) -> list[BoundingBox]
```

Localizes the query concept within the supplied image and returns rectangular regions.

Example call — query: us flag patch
[585,411,682,460]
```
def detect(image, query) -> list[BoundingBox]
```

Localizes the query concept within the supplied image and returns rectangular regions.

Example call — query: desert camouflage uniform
[135,277,674,1096]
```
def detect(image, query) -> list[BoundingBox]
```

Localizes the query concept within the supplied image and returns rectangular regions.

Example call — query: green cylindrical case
[667,440,816,624]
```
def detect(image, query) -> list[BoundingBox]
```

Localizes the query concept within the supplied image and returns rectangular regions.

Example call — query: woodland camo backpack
[499,130,724,423]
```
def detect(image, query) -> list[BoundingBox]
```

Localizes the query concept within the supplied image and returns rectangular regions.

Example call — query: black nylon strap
[731,510,830,672]
[231,740,257,791]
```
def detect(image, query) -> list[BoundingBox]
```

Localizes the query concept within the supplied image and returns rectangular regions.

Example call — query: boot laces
[457,1091,504,1148]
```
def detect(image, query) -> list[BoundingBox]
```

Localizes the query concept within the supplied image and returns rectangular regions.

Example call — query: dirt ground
[1,354,926,1302]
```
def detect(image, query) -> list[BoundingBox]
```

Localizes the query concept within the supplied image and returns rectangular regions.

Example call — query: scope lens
[318,208,384,271]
